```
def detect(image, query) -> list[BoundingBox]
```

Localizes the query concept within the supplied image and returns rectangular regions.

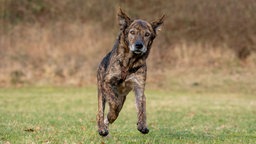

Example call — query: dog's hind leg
[97,86,109,137]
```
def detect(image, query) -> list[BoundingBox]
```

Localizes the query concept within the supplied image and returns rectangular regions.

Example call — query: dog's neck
[117,32,147,68]
[110,32,147,80]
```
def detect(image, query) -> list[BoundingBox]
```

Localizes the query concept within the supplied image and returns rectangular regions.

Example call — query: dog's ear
[151,15,165,33]
[118,8,131,31]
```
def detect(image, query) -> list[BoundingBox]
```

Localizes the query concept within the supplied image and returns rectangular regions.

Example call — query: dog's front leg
[105,76,124,124]
[97,75,120,137]
[97,85,109,137]
[134,85,149,134]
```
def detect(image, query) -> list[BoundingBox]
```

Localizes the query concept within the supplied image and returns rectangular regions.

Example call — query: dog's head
[118,9,165,55]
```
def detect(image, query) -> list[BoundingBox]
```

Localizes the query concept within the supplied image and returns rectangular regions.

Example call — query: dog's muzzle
[130,42,147,54]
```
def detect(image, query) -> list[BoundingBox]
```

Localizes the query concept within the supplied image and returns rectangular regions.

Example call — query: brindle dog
[97,9,164,137]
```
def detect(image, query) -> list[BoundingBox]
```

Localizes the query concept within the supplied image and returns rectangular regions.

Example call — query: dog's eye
[130,31,135,35]
[145,32,150,37]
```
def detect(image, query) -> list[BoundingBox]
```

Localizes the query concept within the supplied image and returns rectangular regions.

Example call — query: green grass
[0,86,255,143]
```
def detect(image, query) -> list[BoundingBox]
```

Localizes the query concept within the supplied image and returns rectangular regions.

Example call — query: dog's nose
[135,43,143,49]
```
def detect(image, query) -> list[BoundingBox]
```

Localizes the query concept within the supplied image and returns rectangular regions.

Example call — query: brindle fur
[97,9,164,137]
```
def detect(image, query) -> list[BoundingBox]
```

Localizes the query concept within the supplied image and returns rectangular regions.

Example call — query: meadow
[0,69,255,143]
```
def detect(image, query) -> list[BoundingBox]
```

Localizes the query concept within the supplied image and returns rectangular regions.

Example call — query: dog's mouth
[129,45,147,55]
[133,50,143,54]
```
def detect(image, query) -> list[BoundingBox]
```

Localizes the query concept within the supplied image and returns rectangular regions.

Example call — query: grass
[0,85,255,143]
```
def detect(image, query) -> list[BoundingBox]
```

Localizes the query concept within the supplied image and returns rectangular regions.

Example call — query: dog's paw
[98,128,109,137]
[137,124,149,134]
[138,127,149,134]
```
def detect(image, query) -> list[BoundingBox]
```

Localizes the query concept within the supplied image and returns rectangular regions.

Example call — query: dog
[97,8,164,137]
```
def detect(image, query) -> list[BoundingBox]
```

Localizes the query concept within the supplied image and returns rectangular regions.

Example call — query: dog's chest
[115,74,140,96]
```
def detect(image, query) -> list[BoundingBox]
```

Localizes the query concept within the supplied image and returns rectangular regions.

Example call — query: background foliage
[0,0,256,86]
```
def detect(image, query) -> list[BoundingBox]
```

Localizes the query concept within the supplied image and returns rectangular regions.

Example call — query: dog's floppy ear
[118,8,132,31]
[151,15,165,33]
